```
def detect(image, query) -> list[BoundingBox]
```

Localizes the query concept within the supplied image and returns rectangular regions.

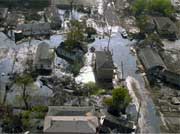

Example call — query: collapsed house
[43,106,99,134]
[94,51,115,83]
[138,45,180,87]
[34,42,53,74]
[14,23,51,42]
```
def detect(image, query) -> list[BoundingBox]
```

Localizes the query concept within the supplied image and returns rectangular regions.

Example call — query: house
[43,106,99,134]
[45,6,62,30]
[0,8,8,25]
[100,110,136,133]
[34,42,53,74]
[153,17,178,40]
[15,23,51,36]
[138,46,166,72]
[15,23,51,41]
[95,51,115,82]
[159,69,180,88]
[50,0,97,9]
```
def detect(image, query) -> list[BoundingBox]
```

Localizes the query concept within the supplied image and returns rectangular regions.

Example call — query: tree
[132,0,148,16]
[85,27,97,38]
[2,114,23,133]
[105,87,131,116]
[132,0,174,16]
[64,20,85,49]
[149,0,174,16]
[15,74,34,110]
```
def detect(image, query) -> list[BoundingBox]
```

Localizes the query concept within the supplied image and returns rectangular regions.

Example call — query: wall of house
[96,69,113,81]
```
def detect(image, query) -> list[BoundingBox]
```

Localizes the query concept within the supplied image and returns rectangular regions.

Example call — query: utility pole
[135,101,142,133]
[107,27,112,51]
[121,61,124,80]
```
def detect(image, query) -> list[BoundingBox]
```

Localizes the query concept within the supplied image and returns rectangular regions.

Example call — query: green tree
[137,15,148,33]
[132,0,148,16]
[2,115,23,133]
[132,0,174,16]
[104,87,131,115]
[15,74,34,110]
[64,20,85,49]
[112,87,132,111]
[149,0,174,16]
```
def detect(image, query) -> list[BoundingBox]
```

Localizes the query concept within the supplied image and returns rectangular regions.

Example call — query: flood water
[89,31,160,133]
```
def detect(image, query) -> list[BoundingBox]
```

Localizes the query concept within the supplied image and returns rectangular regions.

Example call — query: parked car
[121,29,128,38]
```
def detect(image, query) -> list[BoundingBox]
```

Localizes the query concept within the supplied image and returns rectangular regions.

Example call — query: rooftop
[138,46,166,70]
[153,17,177,33]
[95,51,114,70]
[47,106,94,116]
[44,116,99,134]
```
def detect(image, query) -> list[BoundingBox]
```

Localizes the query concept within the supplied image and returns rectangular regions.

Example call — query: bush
[69,62,84,76]
[84,82,99,95]
[32,105,48,113]
[103,97,113,106]
[105,87,132,115]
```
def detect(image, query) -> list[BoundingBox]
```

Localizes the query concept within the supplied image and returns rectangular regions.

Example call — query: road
[98,0,161,133]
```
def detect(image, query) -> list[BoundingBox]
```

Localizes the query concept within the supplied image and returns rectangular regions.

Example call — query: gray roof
[34,42,52,69]
[44,106,98,134]
[138,46,166,70]
[95,51,114,70]
[44,116,98,134]
[16,23,50,36]
[47,106,94,116]
[153,17,177,33]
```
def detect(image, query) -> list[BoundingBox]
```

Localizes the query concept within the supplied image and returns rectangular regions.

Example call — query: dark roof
[138,46,166,70]
[160,70,180,85]
[47,106,94,116]
[16,23,51,35]
[95,51,114,70]
[44,116,98,134]
[153,17,177,33]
